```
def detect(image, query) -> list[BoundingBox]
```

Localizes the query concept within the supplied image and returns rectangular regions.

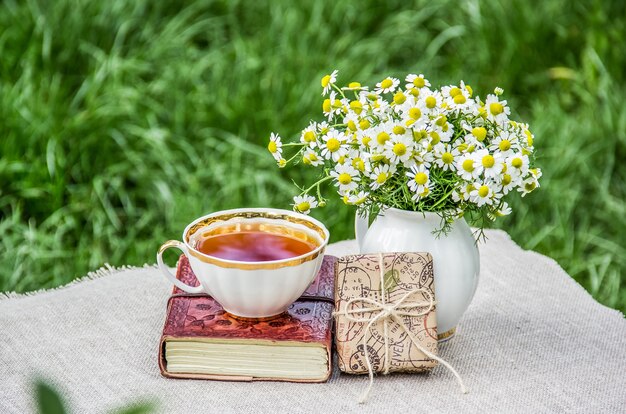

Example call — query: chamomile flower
[490,130,520,155]
[330,164,359,194]
[441,84,471,107]
[485,94,511,124]
[434,144,459,171]
[405,74,431,90]
[457,153,482,180]
[498,172,518,194]
[320,130,347,161]
[519,173,540,196]
[470,182,497,207]
[506,153,529,178]
[375,77,400,94]
[453,183,475,202]
[343,190,369,206]
[412,147,435,169]
[293,195,318,214]
[300,124,318,147]
[496,201,512,216]
[385,135,414,164]
[321,69,338,95]
[322,91,344,121]
[474,149,504,179]
[406,164,432,196]
[346,149,369,173]
[267,133,283,161]
[302,148,324,167]
[357,129,375,150]
[419,90,443,116]
[369,164,395,190]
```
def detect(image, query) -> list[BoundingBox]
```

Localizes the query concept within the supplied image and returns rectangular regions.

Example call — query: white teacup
[157,208,330,318]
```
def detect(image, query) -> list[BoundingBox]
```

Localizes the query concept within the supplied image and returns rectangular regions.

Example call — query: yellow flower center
[453,94,466,104]
[337,155,346,164]
[338,173,352,185]
[376,173,389,184]
[472,127,487,141]
[499,140,511,151]
[278,159,286,167]
[435,116,447,127]
[462,159,474,172]
[392,125,406,135]
[409,87,420,97]
[332,99,342,109]
[442,152,453,164]
[409,107,422,120]
[525,181,536,192]
[297,201,310,212]
[512,158,523,168]
[322,99,331,113]
[465,84,473,96]
[413,77,425,88]
[352,158,365,171]
[347,120,357,132]
[490,102,504,116]
[303,131,316,143]
[326,138,340,152]
[362,136,372,147]
[393,91,406,105]
[381,78,393,89]
[502,174,512,185]
[350,100,363,114]
[458,143,468,152]
[321,75,331,88]
[421,187,430,197]
[267,142,277,153]
[377,132,390,145]
[425,96,437,109]
[482,155,495,168]
[414,172,428,185]
[525,129,534,146]
[478,185,490,197]
[393,143,407,156]
[371,154,386,162]
[430,131,440,145]
[359,119,371,130]
[450,87,462,97]
[348,82,361,88]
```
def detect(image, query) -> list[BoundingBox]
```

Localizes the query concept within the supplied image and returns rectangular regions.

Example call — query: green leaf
[35,380,67,414]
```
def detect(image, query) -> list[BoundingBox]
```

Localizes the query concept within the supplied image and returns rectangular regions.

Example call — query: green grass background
[1,0,624,313]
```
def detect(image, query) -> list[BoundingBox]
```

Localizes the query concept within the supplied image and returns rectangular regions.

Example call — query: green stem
[303,175,333,194]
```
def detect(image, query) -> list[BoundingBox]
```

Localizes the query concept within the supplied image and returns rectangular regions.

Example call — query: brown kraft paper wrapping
[334,252,438,374]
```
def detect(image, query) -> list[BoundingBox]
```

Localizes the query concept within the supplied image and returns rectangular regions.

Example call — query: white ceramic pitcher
[356,207,480,338]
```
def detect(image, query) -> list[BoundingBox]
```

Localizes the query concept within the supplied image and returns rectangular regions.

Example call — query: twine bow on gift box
[334,253,468,403]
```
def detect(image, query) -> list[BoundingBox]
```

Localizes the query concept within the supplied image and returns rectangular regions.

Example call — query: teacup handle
[157,240,204,294]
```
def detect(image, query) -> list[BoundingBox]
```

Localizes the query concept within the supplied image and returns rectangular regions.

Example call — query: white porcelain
[355,208,479,333]
[157,208,329,318]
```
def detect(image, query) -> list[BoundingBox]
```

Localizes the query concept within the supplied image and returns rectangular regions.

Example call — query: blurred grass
[0,0,624,313]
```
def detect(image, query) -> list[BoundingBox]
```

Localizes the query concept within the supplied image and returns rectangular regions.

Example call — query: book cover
[158,254,336,382]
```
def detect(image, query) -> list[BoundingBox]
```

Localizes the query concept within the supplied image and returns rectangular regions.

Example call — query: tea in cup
[156,208,330,318]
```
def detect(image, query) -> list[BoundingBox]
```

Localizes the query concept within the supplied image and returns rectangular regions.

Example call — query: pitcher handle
[355,211,370,252]
[157,240,204,294]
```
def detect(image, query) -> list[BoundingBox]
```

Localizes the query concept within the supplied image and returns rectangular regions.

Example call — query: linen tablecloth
[1,229,625,413]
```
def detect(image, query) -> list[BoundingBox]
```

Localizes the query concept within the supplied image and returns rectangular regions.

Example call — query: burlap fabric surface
[1,230,625,413]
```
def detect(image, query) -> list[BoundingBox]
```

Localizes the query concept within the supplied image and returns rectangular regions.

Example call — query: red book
[158,255,336,382]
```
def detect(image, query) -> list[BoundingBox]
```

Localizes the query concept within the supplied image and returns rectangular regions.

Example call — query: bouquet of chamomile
[268,70,540,233]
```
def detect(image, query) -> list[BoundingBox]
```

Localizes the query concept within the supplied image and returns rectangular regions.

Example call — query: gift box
[334,252,439,374]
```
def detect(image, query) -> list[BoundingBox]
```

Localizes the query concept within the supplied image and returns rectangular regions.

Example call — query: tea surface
[195,231,316,262]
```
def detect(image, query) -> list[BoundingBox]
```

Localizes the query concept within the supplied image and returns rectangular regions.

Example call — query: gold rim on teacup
[181,208,329,270]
